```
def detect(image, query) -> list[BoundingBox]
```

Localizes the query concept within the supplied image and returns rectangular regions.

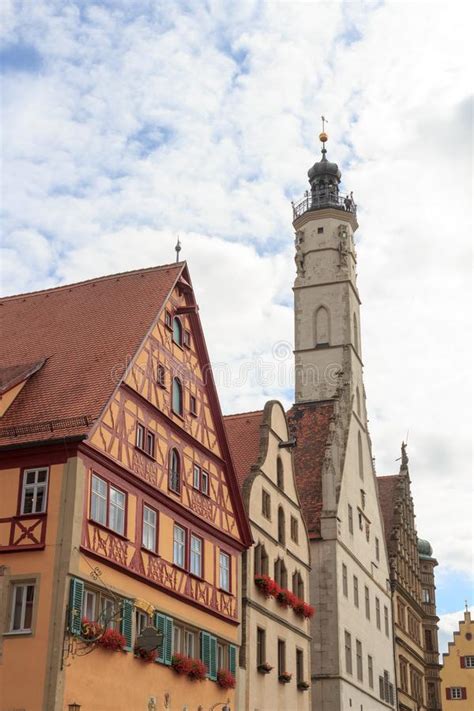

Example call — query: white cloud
[0,0,472,590]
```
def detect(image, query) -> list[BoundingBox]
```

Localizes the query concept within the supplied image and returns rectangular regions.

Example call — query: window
[375,597,381,629]
[169,448,181,493]
[353,576,359,608]
[145,430,155,457]
[464,656,474,668]
[183,329,191,348]
[84,589,96,620]
[411,668,424,703]
[290,516,299,543]
[278,639,286,676]
[257,627,266,667]
[173,525,186,568]
[276,457,284,489]
[397,599,406,629]
[315,305,330,345]
[9,583,35,633]
[365,586,370,619]
[425,628,434,651]
[345,631,352,674]
[142,505,157,552]
[190,535,202,577]
[217,642,226,670]
[136,609,150,636]
[21,468,48,514]
[136,423,145,449]
[292,571,304,599]
[193,464,201,489]
[348,504,353,534]
[277,507,285,544]
[379,670,394,705]
[422,588,430,603]
[448,687,466,700]
[262,489,271,519]
[356,640,363,681]
[368,655,374,688]
[165,310,172,328]
[184,629,195,657]
[274,558,287,589]
[201,470,209,496]
[219,551,230,592]
[190,394,197,415]
[173,625,181,654]
[399,657,408,692]
[317,226,324,234]
[358,431,364,479]
[157,364,166,388]
[358,512,363,531]
[173,316,183,346]
[375,537,380,562]
[342,563,348,597]
[296,648,304,684]
[172,377,183,416]
[90,475,126,536]
[254,543,269,577]
[384,605,389,637]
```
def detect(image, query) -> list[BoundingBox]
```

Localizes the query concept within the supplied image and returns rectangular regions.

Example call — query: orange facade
[0,264,252,711]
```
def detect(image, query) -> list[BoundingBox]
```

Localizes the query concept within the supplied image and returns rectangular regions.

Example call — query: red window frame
[183,329,191,348]
[165,310,172,329]
[135,422,155,459]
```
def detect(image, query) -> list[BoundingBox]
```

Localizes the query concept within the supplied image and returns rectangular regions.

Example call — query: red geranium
[187,658,207,681]
[302,602,315,618]
[254,575,279,598]
[81,618,104,641]
[97,628,126,651]
[134,645,157,663]
[217,669,236,689]
[171,653,192,675]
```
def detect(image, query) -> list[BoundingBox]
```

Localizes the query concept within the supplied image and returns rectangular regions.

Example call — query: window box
[81,618,104,642]
[96,628,126,652]
[254,574,279,598]
[257,662,273,674]
[134,645,157,663]
[217,669,236,689]
[279,671,292,684]
[297,680,310,691]
[171,653,207,681]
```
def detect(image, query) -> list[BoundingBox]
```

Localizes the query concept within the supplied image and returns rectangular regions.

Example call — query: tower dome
[417,538,434,559]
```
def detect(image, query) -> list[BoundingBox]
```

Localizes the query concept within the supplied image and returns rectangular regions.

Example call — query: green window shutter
[164,616,173,665]
[68,577,84,635]
[200,631,211,676]
[154,612,166,663]
[121,599,134,651]
[209,634,217,681]
[229,644,237,676]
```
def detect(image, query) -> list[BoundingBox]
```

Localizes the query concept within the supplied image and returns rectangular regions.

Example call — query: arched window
[292,571,304,599]
[169,448,180,493]
[358,431,364,480]
[356,387,361,417]
[278,506,285,545]
[274,558,287,588]
[254,543,269,577]
[172,377,183,416]
[353,313,359,354]
[277,457,284,490]
[315,306,330,346]
[173,316,183,346]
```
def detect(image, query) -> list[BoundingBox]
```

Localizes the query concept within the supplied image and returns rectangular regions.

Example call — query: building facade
[0,263,252,711]
[377,449,442,711]
[288,132,397,711]
[224,402,312,711]
[441,607,474,708]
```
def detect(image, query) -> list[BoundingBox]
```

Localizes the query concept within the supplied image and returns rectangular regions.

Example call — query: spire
[175,235,181,263]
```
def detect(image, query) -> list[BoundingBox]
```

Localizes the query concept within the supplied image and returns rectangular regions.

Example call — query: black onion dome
[308,148,341,183]
[417,538,434,559]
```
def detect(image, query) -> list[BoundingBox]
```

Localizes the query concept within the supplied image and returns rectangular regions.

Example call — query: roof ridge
[1,262,185,301]
[377,474,402,480]
[223,409,264,420]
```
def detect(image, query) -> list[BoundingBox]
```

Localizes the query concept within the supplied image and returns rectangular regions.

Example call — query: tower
[289,129,397,711]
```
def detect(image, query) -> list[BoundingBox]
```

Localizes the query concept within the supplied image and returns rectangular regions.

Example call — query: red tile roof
[288,400,335,539]
[0,264,182,446]
[223,410,263,489]
[377,474,403,543]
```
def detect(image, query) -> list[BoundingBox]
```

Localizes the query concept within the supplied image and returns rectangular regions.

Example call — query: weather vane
[319,115,328,149]
[175,235,181,263]
[321,115,328,132]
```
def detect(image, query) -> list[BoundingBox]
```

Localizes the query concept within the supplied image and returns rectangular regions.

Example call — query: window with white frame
[142,505,157,552]
[219,551,230,592]
[91,474,107,526]
[135,609,150,637]
[109,486,125,535]
[173,525,186,568]
[81,588,118,629]
[9,582,35,633]
[465,656,474,668]
[173,624,181,653]
[449,687,463,700]
[193,464,201,489]
[21,468,48,514]
[201,470,209,495]
[185,629,195,657]
[83,589,96,620]
[91,473,126,534]
[169,449,181,493]
[190,534,202,577]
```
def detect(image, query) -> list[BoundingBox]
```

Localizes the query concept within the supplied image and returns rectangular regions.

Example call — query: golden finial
[319,115,328,144]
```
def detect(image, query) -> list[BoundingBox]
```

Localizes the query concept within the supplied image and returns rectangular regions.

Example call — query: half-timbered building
[0,262,252,711]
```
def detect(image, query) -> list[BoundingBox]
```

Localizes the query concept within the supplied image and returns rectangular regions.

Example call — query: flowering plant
[254,575,279,597]
[257,661,273,674]
[171,653,192,675]
[297,680,310,690]
[217,669,236,689]
[171,653,207,681]
[96,628,126,651]
[278,671,292,683]
[255,576,315,619]
[187,658,207,681]
[276,589,298,609]
[80,618,104,641]
[302,602,315,619]
[134,645,157,663]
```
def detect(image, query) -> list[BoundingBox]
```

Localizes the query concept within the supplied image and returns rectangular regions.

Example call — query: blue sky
[1,0,472,648]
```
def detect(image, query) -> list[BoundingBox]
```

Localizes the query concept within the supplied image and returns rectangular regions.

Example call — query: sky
[1,0,472,650]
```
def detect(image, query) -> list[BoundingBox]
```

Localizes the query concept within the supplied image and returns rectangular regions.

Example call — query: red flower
[96,628,126,651]
[171,653,192,675]
[254,575,280,598]
[171,654,207,681]
[134,645,157,663]
[217,669,236,689]
[81,618,104,641]
[187,658,207,681]
[302,602,315,618]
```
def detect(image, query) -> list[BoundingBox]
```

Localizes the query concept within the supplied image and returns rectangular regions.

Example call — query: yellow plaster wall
[441,611,474,709]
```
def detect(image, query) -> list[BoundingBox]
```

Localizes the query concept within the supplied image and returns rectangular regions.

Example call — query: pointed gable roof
[287,400,335,539]
[377,474,404,545]
[0,264,182,446]
[223,410,264,489]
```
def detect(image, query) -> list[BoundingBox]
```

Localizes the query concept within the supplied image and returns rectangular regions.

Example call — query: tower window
[315,305,330,346]
[317,227,324,234]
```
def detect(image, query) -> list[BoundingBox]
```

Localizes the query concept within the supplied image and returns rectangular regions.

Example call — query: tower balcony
[292,190,357,221]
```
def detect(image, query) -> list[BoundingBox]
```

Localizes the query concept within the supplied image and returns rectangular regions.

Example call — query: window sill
[141,546,160,558]
[189,572,204,582]
[134,445,156,462]
[218,588,233,597]
[88,519,129,542]
[168,486,182,498]
[3,630,33,637]
[171,562,187,573]
[190,411,198,418]
[172,410,185,421]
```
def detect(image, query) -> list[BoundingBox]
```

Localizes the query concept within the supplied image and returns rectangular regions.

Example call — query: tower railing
[292,190,357,220]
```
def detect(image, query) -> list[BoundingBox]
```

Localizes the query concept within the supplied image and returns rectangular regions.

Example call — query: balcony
[292,190,357,220]
[0,513,47,552]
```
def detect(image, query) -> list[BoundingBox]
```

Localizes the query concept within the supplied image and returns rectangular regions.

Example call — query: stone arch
[315,305,330,346]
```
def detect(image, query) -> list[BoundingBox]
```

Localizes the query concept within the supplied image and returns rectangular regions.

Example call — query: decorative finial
[319,115,328,157]
[175,235,181,263]
[466,600,469,613]
[401,441,409,468]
